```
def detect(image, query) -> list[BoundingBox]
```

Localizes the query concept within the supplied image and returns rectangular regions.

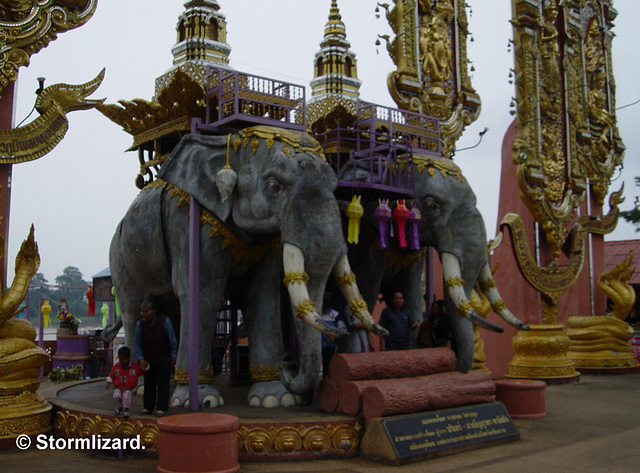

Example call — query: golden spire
[155,0,232,96]
[309,0,361,103]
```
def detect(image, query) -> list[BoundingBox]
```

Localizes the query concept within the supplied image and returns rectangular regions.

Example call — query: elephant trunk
[332,256,389,337]
[478,264,529,330]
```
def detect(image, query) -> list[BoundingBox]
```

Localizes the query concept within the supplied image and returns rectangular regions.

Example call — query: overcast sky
[7,0,640,283]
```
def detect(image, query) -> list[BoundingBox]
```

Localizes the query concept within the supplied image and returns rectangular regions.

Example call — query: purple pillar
[188,198,200,411]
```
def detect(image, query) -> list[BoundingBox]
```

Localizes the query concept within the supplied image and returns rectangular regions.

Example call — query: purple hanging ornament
[375,199,392,249]
[408,204,422,250]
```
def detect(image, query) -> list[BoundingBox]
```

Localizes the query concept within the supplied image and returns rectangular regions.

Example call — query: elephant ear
[158,134,234,221]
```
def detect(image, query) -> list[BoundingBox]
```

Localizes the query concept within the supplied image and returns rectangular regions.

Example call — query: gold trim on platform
[238,422,361,456]
[53,409,361,458]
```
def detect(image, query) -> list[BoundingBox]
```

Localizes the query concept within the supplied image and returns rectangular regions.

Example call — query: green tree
[26,272,55,321]
[620,177,640,231]
[52,266,90,319]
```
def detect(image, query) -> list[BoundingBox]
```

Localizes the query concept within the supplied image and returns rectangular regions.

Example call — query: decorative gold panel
[383,0,480,157]
[0,0,97,92]
[511,0,624,257]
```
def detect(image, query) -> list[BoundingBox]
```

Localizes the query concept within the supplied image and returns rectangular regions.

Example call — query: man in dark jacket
[379,291,418,350]
[134,298,177,416]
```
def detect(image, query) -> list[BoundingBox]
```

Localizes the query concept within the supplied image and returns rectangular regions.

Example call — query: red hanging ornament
[393,199,409,248]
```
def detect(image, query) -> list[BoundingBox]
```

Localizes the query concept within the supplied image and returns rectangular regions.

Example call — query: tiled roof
[604,240,640,285]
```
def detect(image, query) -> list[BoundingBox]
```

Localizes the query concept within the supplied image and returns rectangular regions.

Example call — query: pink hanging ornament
[408,204,422,250]
[375,199,392,249]
[393,199,410,248]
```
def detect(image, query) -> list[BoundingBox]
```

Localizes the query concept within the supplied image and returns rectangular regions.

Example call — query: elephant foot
[170,384,224,409]
[248,381,301,408]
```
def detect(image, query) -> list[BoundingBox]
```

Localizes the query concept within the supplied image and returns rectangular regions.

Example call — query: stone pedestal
[157,413,239,473]
[495,379,546,418]
[52,330,89,371]
[506,324,579,383]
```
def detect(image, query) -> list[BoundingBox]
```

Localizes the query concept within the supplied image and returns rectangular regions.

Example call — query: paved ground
[1,374,639,472]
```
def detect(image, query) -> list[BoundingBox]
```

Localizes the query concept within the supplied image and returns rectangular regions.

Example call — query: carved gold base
[506,324,579,381]
[568,351,639,369]
[53,408,361,459]
[566,316,639,369]
[0,392,52,439]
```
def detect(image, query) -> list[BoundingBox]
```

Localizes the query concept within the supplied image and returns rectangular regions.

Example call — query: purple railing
[203,67,306,131]
[315,101,441,197]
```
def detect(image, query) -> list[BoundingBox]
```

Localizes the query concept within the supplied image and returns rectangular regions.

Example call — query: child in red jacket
[106,346,144,418]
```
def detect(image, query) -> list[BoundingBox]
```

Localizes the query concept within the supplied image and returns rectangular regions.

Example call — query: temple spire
[309,0,361,102]
[155,0,232,95]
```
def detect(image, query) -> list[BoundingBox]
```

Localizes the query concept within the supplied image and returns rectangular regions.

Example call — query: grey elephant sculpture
[341,155,528,372]
[103,125,386,408]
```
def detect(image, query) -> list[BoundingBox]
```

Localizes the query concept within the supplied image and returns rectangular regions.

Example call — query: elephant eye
[267,178,283,194]
[422,197,439,211]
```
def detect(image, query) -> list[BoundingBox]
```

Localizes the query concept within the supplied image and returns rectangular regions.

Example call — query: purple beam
[188,198,200,411]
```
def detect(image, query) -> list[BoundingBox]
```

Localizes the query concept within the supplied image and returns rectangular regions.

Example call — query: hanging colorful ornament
[86,285,95,316]
[41,300,51,328]
[375,199,392,249]
[408,203,422,250]
[346,195,364,244]
[393,199,410,248]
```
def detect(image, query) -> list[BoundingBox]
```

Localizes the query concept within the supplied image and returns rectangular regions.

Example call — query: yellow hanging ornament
[41,300,51,328]
[346,195,364,244]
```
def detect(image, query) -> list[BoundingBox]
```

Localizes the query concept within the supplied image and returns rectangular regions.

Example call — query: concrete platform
[1,373,639,472]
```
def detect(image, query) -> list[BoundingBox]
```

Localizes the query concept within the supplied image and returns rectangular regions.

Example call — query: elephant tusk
[282,243,348,338]
[478,264,529,330]
[332,256,389,337]
[441,253,504,333]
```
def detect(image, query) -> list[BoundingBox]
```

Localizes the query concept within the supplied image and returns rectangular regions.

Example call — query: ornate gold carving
[249,363,280,382]
[470,289,490,374]
[335,271,356,289]
[349,298,368,318]
[444,276,464,290]
[511,0,625,257]
[303,426,332,452]
[456,300,473,318]
[411,155,466,182]
[0,0,97,92]
[53,411,159,450]
[283,271,309,287]
[273,426,302,453]
[384,0,480,157]
[0,70,104,164]
[381,245,428,272]
[597,250,636,320]
[174,365,214,385]
[294,299,317,320]
[507,324,579,380]
[500,186,623,322]
[237,126,326,162]
[150,179,281,267]
[567,314,639,369]
[98,69,205,141]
